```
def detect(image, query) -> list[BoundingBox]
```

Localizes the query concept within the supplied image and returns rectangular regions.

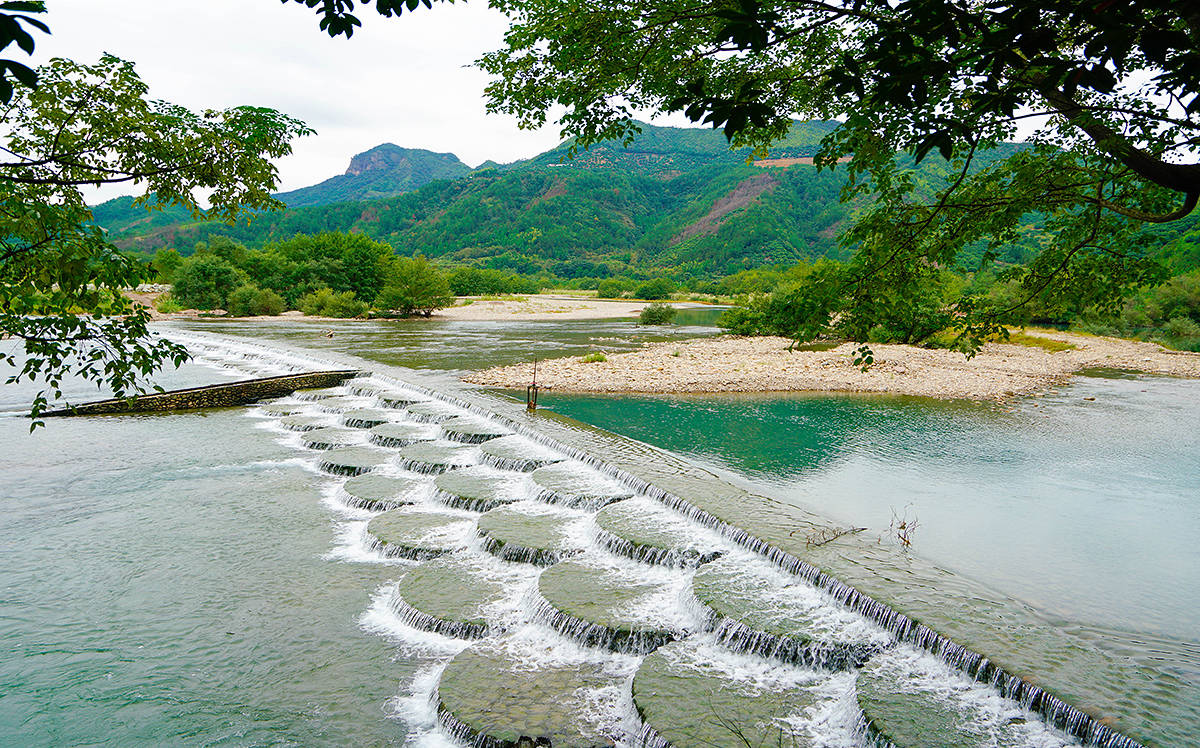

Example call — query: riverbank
[464,329,1200,400]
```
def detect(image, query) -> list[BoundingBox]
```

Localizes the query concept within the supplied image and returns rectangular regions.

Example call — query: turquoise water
[539,377,1200,642]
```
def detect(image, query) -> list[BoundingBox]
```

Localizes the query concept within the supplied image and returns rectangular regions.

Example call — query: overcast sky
[32,0,695,201]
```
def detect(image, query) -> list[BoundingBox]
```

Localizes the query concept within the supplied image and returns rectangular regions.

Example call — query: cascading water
[170,330,1133,748]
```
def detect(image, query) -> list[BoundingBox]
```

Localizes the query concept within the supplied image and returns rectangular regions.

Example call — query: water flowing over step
[294,386,344,401]
[259,403,308,417]
[439,415,512,445]
[436,635,625,748]
[531,461,634,510]
[368,422,437,448]
[476,505,581,566]
[434,465,529,512]
[478,435,565,472]
[315,395,366,413]
[318,446,393,476]
[366,508,475,560]
[340,408,392,429]
[593,496,726,568]
[395,441,476,474]
[534,558,685,654]
[340,473,424,511]
[405,401,464,424]
[302,427,363,451]
[181,333,1142,748]
[855,647,1079,748]
[278,414,327,432]
[691,554,891,671]
[632,638,843,748]
[390,558,507,640]
[374,390,429,409]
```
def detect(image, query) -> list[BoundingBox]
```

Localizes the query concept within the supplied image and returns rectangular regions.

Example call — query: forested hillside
[97,120,1200,282]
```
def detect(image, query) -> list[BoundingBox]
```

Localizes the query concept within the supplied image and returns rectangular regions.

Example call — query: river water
[1,314,1195,746]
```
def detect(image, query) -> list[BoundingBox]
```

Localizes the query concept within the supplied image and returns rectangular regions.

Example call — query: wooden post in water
[526,358,539,411]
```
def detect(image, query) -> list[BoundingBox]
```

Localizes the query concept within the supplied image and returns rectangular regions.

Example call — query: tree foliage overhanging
[0,54,311,425]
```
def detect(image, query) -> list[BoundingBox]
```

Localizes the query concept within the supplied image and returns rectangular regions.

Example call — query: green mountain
[102,121,863,278]
[98,120,1196,280]
[275,144,471,207]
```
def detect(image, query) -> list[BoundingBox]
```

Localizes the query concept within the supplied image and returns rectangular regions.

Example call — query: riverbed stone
[594,497,724,568]
[855,653,1028,748]
[536,558,677,654]
[315,395,364,413]
[392,558,506,639]
[433,465,530,512]
[318,446,392,476]
[341,474,424,511]
[530,461,634,510]
[259,403,308,417]
[278,414,328,432]
[369,421,437,448]
[366,508,474,560]
[397,441,477,474]
[301,427,362,450]
[439,415,512,444]
[692,555,887,670]
[294,386,344,401]
[478,435,565,472]
[476,505,580,565]
[436,639,619,748]
[632,639,823,748]
[404,400,463,423]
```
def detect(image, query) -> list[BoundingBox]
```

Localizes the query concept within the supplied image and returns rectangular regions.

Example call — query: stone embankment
[465,331,1200,400]
[40,370,360,416]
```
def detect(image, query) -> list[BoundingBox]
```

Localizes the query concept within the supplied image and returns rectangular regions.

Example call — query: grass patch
[1002,331,1077,352]
[153,293,183,313]
[581,352,608,363]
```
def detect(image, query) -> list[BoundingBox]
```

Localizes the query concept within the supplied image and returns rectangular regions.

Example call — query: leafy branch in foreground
[1,55,312,427]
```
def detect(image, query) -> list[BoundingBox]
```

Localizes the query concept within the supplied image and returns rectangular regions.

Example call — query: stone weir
[39,370,361,417]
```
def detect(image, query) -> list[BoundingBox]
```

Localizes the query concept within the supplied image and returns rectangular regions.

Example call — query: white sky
[31,0,695,202]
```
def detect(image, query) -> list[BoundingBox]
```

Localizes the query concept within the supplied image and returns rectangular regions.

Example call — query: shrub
[298,288,368,318]
[581,352,607,363]
[596,279,626,298]
[638,302,677,325]
[633,277,676,300]
[226,285,258,316]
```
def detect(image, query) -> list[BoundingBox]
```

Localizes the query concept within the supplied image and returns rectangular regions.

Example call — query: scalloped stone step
[375,389,428,409]
[594,496,724,568]
[294,386,344,401]
[436,638,620,748]
[345,380,385,397]
[315,395,365,413]
[439,415,512,445]
[397,441,476,474]
[535,558,679,654]
[856,648,1040,748]
[278,414,328,432]
[366,508,474,560]
[530,462,634,510]
[478,435,565,472]
[318,446,392,476]
[340,473,424,511]
[434,465,530,512]
[301,427,362,451]
[633,638,831,748]
[404,400,463,423]
[476,505,581,566]
[259,403,308,417]
[368,421,437,448]
[390,558,506,639]
[691,555,889,670]
[341,408,391,429]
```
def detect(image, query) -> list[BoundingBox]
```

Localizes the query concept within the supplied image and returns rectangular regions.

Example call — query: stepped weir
[165,331,1147,748]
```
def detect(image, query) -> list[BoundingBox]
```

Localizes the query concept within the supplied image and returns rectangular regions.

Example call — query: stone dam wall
[40,370,361,417]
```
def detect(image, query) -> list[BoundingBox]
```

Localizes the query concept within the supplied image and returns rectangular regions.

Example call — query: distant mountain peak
[275,144,471,208]
[344,143,463,177]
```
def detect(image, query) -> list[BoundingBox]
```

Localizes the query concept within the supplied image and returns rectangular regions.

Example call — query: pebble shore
[464,331,1200,401]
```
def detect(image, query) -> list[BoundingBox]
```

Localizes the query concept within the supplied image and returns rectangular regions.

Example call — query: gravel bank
[464,331,1200,401]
